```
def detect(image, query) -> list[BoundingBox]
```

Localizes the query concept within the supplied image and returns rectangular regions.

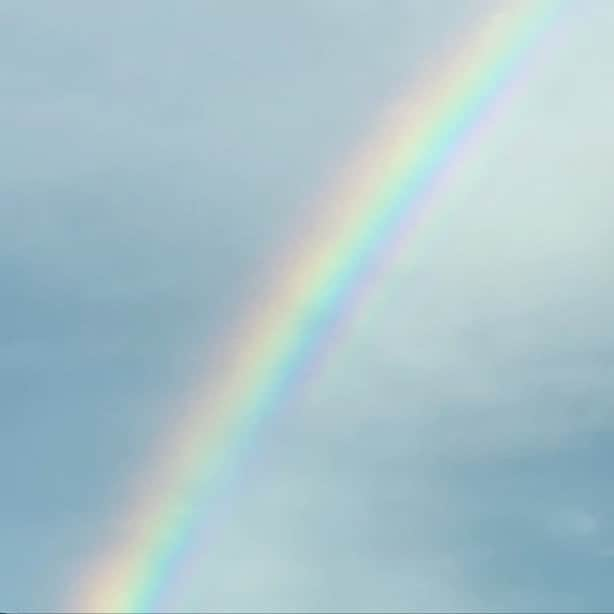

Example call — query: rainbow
[71,2,563,611]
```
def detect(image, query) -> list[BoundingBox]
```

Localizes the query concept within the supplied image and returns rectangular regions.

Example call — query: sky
[1,1,614,611]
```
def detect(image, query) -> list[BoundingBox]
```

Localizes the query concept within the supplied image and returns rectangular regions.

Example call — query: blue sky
[1,1,614,611]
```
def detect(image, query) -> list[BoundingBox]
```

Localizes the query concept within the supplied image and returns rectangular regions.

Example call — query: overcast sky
[2,1,614,612]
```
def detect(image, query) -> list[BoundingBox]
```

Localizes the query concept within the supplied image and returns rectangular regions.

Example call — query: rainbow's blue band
[70,2,562,611]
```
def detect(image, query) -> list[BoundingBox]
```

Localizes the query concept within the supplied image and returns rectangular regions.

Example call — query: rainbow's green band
[71,2,562,611]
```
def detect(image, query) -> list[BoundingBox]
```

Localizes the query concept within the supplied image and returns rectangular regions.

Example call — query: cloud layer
[1,1,613,611]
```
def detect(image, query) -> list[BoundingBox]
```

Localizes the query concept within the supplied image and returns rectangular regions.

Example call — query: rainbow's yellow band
[70,2,562,611]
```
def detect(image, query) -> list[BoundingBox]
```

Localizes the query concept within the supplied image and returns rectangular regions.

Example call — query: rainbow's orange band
[70,2,562,611]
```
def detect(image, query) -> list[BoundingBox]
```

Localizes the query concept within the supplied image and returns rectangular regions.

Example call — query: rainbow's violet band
[72,2,562,611]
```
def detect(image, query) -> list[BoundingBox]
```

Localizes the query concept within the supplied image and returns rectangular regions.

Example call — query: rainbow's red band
[70,2,562,611]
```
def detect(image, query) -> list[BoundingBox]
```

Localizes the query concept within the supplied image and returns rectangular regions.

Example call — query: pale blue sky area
[1,1,614,611]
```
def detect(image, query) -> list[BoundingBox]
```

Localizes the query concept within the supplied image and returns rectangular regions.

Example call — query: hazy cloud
[1,1,614,612]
